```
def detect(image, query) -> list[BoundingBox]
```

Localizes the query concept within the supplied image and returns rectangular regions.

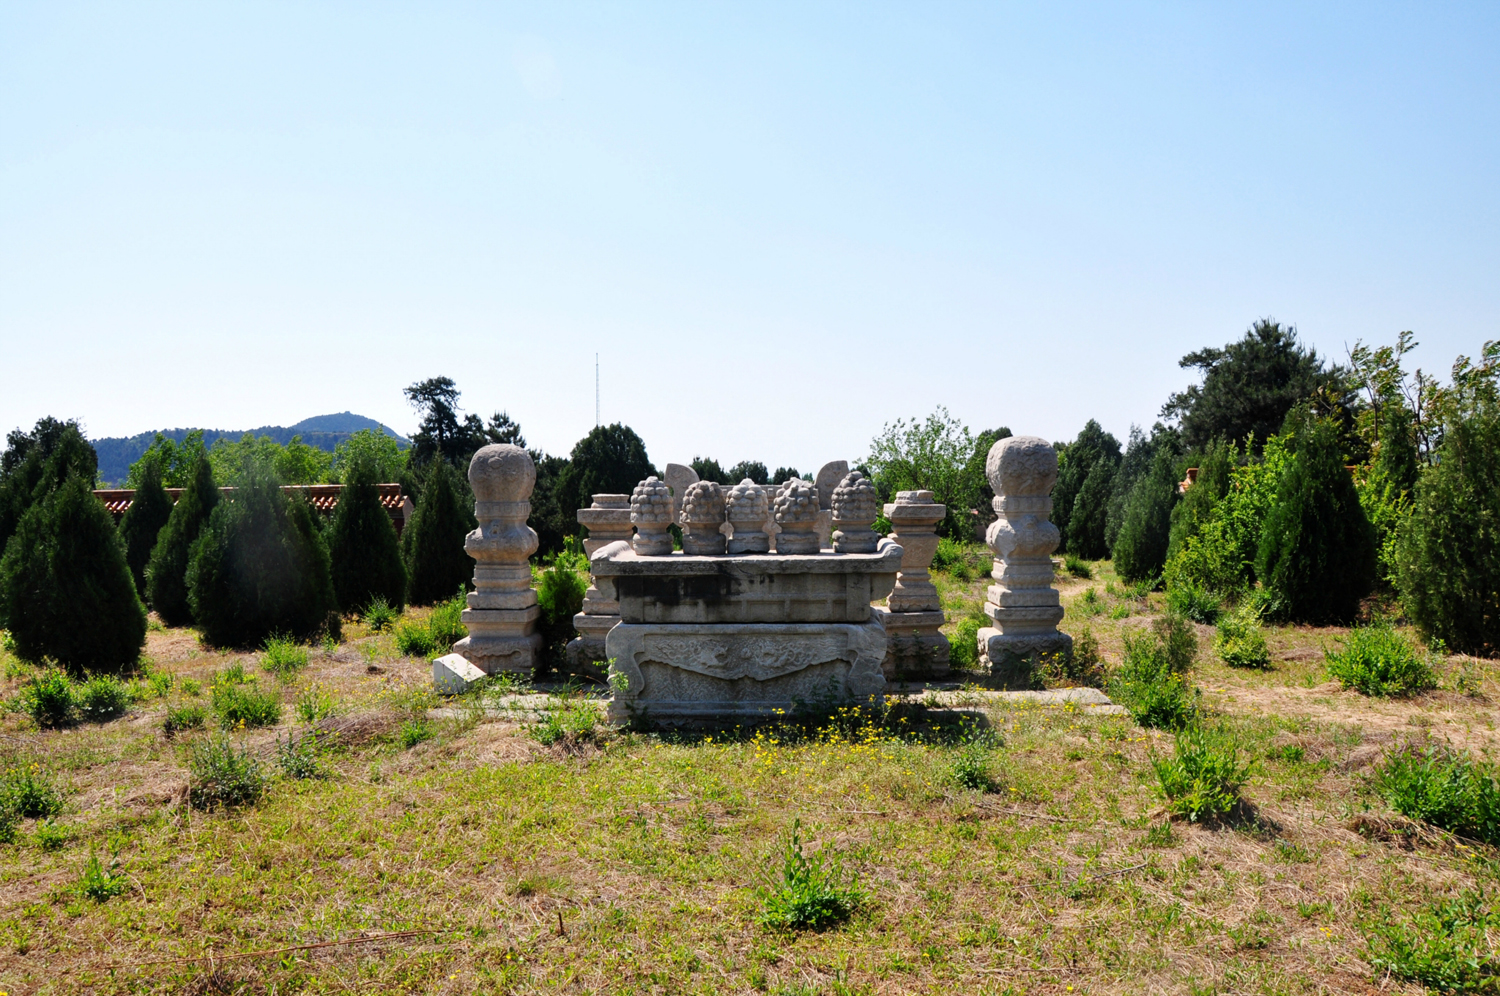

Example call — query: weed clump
[397,718,434,749]
[18,669,76,727]
[1112,615,1199,731]
[295,684,337,723]
[210,672,282,729]
[1214,607,1271,669]
[1166,580,1221,624]
[78,848,128,902]
[1371,744,1500,845]
[0,765,65,819]
[394,589,468,659]
[1063,555,1092,579]
[259,634,308,679]
[528,701,600,747]
[758,820,864,931]
[1366,889,1497,993]
[1325,623,1437,697]
[163,703,206,736]
[188,734,267,809]
[275,732,326,779]
[947,611,987,672]
[1153,725,1251,822]
[363,595,399,633]
[1035,627,1105,689]
[76,674,131,721]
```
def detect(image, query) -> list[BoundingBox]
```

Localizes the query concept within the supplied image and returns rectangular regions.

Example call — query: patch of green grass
[187,734,267,810]
[76,674,132,722]
[211,678,282,730]
[1325,623,1437,697]
[1064,555,1092,579]
[260,634,309,679]
[1073,588,1105,618]
[0,764,65,819]
[1371,744,1500,844]
[527,701,599,747]
[33,818,72,851]
[397,718,435,749]
[1366,889,1497,993]
[758,820,864,931]
[1153,726,1251,822]
[162,703,206,737]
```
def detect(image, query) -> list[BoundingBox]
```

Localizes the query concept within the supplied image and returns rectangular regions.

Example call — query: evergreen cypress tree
[1375,403,1421,497]
[118,455,173,599]
[328,453,406,614]
[1256,416,1377,624]
[1068,459,1116,559]
[402,461,476,606]
[0,420,96,556]
[146,455,220,626]
[0,475,147,670]
[1167,439,1236,561]
[1052,420,1120,555]
[1112,448,1180,583]
[187,468,336,647]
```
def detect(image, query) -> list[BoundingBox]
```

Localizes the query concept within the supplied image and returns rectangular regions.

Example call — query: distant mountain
[91,412,410,485]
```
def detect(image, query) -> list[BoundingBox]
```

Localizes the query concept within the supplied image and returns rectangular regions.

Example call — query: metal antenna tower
[595,353,600,427]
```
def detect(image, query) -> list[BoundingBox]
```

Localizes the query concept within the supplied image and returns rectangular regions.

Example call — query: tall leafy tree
[187,468,336,647]
[1112,447,1181,583]
[327,452,407,614]
[118,454,174,599]
[866,407,991,538]
[689,457,732,484]
[1163,319,1344,452]
[146,455,220,626]
[125,430,208,488]
[1257,415,1377,624]
[331,428,408,484]
[727,460,770,485]
[0,475,146,670]
[402,461,477,605]
[557,423,657,520]
[1053,420,1120,557]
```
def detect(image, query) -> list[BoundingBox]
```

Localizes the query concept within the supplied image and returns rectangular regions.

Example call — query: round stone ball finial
[630,476,675,556]
[680,480,728,556]
[774,479,821,554]
[468,444,536,503]
[726,479,770,554]
[831,471,881,554]
[985,435,1058,500]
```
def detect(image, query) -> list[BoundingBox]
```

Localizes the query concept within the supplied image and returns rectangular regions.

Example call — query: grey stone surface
[813,460,848,550]
[680,480,728,556]
[978,436,1072,673]
[630,477,675,556]
[725,479,771,554]
[664,463,700,525]
[831,471,880,554]
[566,493,635,674]
[877,490,950,678]
[433,653,487,694]
[773,479,821,554]
[452,444,544,677]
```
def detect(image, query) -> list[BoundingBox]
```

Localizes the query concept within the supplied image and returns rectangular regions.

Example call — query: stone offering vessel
[773,480,821,554]
[725,479,771,554]
[831,471,880,554]
[680,480,728,556]
[873,489,950,679]
[978,435,1071,679]
[630,477,674,556]
[450,444,543,676]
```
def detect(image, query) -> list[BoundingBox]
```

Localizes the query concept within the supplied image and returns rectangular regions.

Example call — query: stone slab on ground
[432,654,488,694]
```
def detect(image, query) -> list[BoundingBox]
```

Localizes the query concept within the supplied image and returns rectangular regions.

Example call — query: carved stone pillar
[681,481,728,556]
[452,444,543,676]
[978,436,1071,682]
[630,477,674,556]
[873,490,950,679]
[567,494,633,674]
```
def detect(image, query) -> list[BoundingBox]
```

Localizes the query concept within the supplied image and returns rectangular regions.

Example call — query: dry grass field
[0,557,1496,995]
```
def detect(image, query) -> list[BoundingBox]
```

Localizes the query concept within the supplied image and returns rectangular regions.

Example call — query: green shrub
[528,702,599,747]
[188,734,267,809]
[951,741,996,792]
[1256,416,1377,624]
[1036,627,1105,689]
[76,674,131,722]
[1167,441,1237,562]
[33,818,70,850]
[211,679,282,729]
[363,595,399,633]
[1164,437,1289,598]
[163,703,206,736]
[1214,607,1271,669]
[1153,725,1251,821]
[947,612,986,671]
[275,732,326,779]
[1112,616,1199,731]
[327,452,406,615]
[187,468,336,647]
[0,810,14,844]
[295,684,337,723]
[118,454,174,600]
[1394,409,1500,656]
[402,462,476,606]
[394,619,439,658]
[397,718,435,749]
[0,765,65,818]
[1366,890,1498,993]
[1165,580,1220,624]
[1073,588,1104,618]
[19,669,75,727]
[146,455,220,626]
[78,848,129,902]
[0,476,147,670]
[1371,744,1500,844]
[145,669,173,699]
[535,560,587,669]
[427,590,468,647]
[1112,447,1180,583]
[757,820,864,931]
[1325,623,1437,697]
[260,634,308,679]
[1063,555,1092,579]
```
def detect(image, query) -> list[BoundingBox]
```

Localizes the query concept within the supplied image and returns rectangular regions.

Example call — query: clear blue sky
[2,2,1497,472]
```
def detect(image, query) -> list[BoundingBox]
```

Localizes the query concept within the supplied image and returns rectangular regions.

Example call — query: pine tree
[0,475,147,670]
[145,455,220,626]
[402,461,477,606]
[1256,416,1377,624]
[1112,448,1180,582]
[187,468,336,647]
[328,452,406,614]
[118,455,173,599]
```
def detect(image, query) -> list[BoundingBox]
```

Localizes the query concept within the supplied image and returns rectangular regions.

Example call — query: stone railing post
[874,490,949,679]
[978,435,1070,681]
[453,444,543,675]
[567,494,633,674]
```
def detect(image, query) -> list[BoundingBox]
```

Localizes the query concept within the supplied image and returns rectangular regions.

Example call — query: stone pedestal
[873,489,950,679]
[595,541,902,726]
[452,444,543,676]
[977,436,1071,683]
[566,494,633,674]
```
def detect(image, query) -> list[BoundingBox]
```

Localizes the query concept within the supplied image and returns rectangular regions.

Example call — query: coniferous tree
[118,455,173,599]
[1375,402,1421,497]
[328,453,406,614]
[1068,458,1117,559]
[0,475,146,670]
[402,461,477,606]
[1167,439,1236,561]
[0,419,96,557]
[1053,420,1120,555]
[1112,448,1181,583]
[1256,416,1377,624]
[146,455,220,626]
[187,468,336,647]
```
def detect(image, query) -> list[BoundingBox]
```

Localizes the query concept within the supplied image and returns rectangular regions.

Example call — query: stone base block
[872,607,950,680]
[605,620,887,727]
[452,632,543,675]
[432,653,487,694]
[978,626,1073,687]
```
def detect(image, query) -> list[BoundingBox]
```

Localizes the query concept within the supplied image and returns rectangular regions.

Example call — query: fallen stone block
[432,653,486,694]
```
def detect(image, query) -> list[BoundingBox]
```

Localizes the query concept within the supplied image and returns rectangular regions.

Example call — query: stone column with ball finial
[977,435,1071,682]
[452,444,544,675]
